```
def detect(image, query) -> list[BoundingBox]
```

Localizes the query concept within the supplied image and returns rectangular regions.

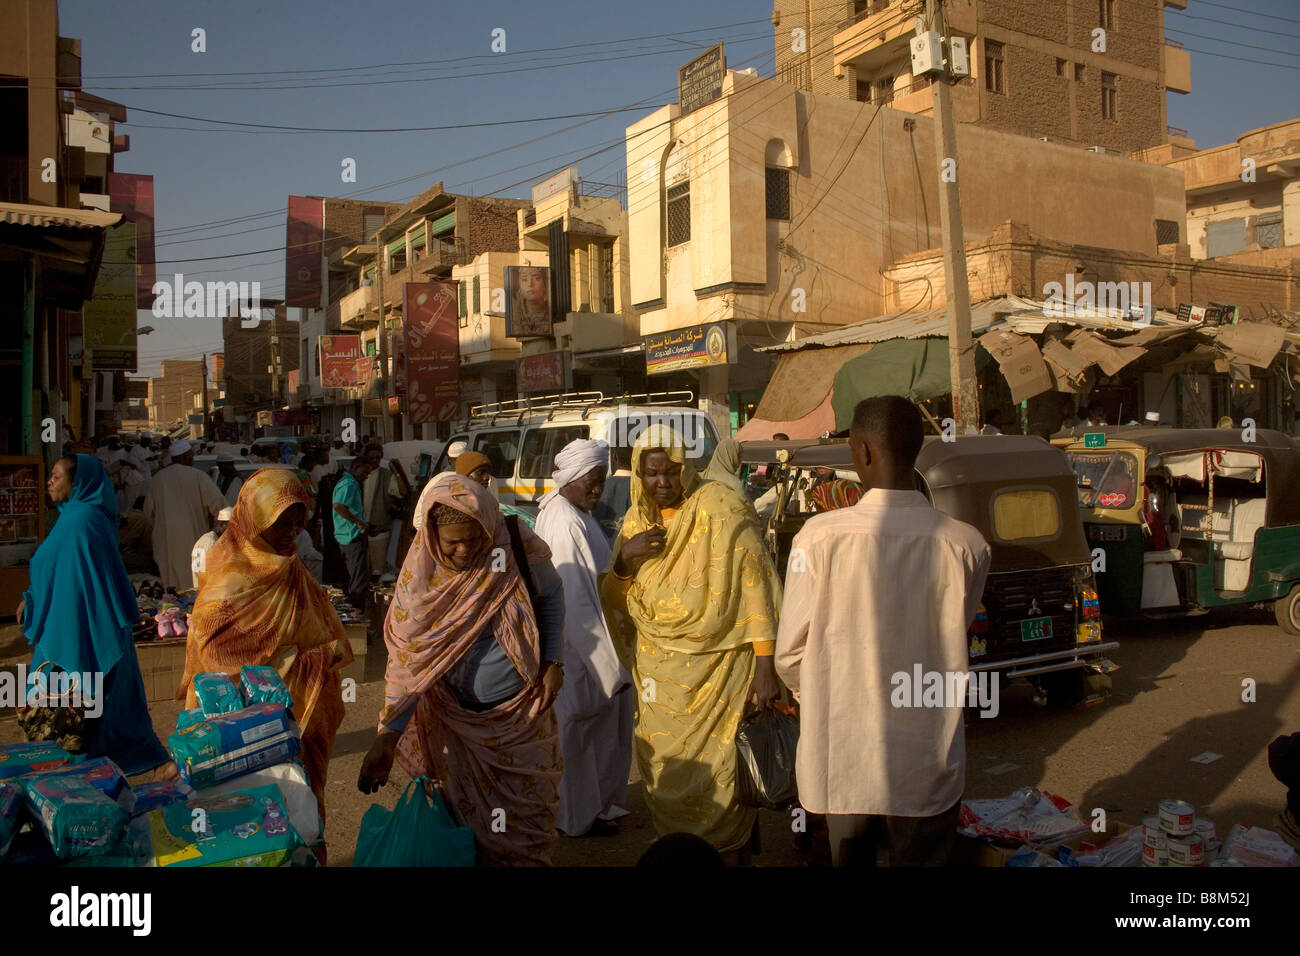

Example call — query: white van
[432,391,720,513]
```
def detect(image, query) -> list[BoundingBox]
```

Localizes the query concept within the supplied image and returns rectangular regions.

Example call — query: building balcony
[1164,42,1191,94]
[338,284,379,330]
[412,237,468,275]
[834,2,914,75]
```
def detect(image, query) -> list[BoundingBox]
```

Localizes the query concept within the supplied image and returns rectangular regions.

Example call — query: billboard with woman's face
[505,265,551,338]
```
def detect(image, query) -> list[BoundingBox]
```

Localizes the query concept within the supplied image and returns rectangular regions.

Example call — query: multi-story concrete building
[773,0,1192,154]
[221,303,298,443]
[1135,117,1300,267]
[147,360,206,434]
[333,183,530,439]
[626,66,1186,436]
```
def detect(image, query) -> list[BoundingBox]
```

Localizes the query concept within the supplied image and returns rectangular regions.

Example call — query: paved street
[4,604,1295,865]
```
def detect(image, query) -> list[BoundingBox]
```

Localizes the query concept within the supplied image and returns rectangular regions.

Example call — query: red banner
[285,196,323,308]
[107,172,156,309]
[319,335,365,387]
[403,282,460,423]
[517,351,568,393]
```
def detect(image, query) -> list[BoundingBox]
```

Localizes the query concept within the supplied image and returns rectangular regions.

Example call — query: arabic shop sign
[678,43,725,115]
[644,322,734,375]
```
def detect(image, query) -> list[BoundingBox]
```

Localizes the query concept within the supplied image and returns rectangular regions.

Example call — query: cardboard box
[134,638,189,703]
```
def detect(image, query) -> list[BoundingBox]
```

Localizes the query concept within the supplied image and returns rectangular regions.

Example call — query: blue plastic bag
[354,777,475,867]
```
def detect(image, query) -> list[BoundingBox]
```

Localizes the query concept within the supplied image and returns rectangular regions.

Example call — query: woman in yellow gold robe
[599,424,783,858]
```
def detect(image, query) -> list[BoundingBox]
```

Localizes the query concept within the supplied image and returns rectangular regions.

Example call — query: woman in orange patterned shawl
[357,473,566,866]
[178,468,353,833]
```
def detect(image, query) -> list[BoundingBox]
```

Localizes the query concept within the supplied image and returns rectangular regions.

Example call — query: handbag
[735,708,800,811]
[354,776,476,867]
[16,661,99,754]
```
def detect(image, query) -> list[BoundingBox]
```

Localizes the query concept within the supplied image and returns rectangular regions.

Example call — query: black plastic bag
[735,709,800,810]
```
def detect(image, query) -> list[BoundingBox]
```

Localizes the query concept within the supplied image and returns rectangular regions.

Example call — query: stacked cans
[1144,800,1213,867]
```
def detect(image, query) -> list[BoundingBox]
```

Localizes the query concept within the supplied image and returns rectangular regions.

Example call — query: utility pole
[374,227,392,444]
[927,0,980,433]
[201,352,210,441]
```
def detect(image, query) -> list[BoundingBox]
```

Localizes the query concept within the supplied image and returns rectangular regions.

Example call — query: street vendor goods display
[23,757,132,807]
[24,776,128,860]
[0,741,72,782]
[148,784,300,867]
[169,703,303,789]
[240,664,294,710]
[193,671,243,716]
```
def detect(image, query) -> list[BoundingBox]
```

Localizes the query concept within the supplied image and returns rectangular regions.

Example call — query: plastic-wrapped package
[194,672,243,716]
[176,708,206,733]
[239,665,293,710]
[168,703,302,789]
[23,777,127,860]
[958,788,1089,847]
[21,757,133,812]
[193,760,320,845]
[130,778,194,818]
[148,784,299,867]
[0,741,72,783]
[1219,824,1300,866]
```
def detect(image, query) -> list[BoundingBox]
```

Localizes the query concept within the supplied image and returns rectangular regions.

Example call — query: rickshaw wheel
[1276,585,1300,636]
[1040,669,1086,709]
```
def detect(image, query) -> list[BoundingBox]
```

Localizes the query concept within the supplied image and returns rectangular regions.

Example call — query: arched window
[664,142,690,247]
[765,139,793,222]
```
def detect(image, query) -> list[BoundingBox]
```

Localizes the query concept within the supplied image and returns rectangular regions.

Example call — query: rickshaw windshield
[1067,451,1139,510]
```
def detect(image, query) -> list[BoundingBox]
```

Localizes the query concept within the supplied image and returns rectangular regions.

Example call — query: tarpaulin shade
[754,342,872,422]
[428,210,455,235]
[831,337,990,430]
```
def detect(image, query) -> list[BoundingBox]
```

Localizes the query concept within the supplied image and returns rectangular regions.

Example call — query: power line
[1191,0,1300,25]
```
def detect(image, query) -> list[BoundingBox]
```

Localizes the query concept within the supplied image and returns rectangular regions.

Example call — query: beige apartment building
[626,66,1186,435]
[147,360,206,433]
[1136,117,1300,266]
[773,0,1192,154]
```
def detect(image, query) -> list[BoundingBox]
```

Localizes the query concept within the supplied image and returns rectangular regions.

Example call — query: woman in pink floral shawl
[357,473,566,866]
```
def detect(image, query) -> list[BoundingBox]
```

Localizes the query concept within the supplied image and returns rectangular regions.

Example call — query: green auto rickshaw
[1062,427,1300,633]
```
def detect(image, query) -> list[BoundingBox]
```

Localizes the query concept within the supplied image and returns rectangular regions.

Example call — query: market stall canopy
[831,337,995,430]
[0,201,122,308]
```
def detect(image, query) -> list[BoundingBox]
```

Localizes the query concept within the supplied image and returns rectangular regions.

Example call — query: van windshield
[1067,451,1139,509]
[609,413,718,473]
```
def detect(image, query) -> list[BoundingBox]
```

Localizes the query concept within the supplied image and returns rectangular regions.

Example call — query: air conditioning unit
[1088,145,1119,155]
[360,278,373,287]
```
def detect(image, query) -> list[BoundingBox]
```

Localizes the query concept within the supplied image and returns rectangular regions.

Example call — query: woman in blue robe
[18,454,172,777]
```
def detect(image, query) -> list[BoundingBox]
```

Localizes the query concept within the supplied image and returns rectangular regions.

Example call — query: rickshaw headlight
[1076,621,1103,643]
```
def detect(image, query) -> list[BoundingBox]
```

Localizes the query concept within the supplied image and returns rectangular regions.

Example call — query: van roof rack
[468,389,698,425]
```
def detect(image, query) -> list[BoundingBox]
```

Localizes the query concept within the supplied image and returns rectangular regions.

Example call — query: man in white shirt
[776,396,991,867]
[144,439,228,591]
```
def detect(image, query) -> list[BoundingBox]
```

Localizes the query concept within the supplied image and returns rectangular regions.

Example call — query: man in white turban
[533,438,633,837]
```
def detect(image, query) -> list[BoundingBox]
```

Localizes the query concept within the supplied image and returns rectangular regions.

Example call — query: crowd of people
[24,400,1007,866]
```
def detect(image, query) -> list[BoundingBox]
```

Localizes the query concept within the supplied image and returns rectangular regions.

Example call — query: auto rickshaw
[741,436,1120,707]
[1061,428,1300,633]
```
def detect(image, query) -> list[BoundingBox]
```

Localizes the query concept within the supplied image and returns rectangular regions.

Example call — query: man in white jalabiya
[143,439,227,591]
[533,438,633,838]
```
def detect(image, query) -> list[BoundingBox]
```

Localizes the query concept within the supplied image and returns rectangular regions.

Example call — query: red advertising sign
[285,196,324,308]
[107,172,156,310]
[319,335,365,387]
[517,351,569,393]
[403,282,460,423]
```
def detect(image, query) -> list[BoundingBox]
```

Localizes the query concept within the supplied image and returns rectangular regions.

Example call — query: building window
[389,246,406,274]
[1074,63,1084,81]
[472,274,481,313]
[984,40,1004,94]
[1100,0,1115,30]
[1155,219,1180,245]
[1256,213,1282,249]
[1101,71,1116,119]
[1056,58,1066,77]
[458,280,467,318]
[766,168,791,221]
[1206,218,1247,258]
[855,78,872,103]
[877,75,895,105]
[666,181,691,247]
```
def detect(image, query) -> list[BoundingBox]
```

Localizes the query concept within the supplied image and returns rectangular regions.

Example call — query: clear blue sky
[57,0,1300,379]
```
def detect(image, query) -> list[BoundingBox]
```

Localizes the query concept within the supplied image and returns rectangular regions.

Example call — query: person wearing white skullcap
[145,438,226,590]
[190,506,234,591]
[215,453,244,507]
[533,438,633,837]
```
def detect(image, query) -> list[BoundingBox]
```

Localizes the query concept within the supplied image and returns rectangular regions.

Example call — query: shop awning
[0,203,121,230]
[0,201,122,307]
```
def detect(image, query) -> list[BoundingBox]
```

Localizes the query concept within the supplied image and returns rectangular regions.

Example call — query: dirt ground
[2,603,1296,866]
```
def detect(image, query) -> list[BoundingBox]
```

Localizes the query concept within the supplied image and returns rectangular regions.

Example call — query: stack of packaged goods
[161,665,321,866]
[133,585,196,644]
[0,666,320,868]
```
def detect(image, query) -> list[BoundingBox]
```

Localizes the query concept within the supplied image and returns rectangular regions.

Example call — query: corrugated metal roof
[0,201,121,230]
[758,295,1186,352]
